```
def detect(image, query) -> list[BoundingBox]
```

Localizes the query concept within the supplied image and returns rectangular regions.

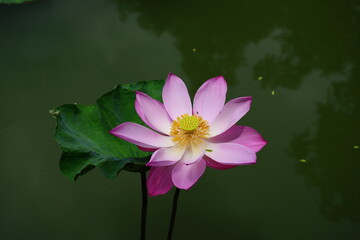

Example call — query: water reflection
[290,65,360,221]
[114,0,360,90]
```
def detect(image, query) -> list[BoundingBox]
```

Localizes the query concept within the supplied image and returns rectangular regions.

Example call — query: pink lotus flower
[110,73,267,196]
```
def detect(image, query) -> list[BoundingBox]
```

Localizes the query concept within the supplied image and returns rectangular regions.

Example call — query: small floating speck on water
[354,145,359,149]
[192,48,196,52]
[258,76,263,80]
[271,90,276,95]
[300,159,307,163]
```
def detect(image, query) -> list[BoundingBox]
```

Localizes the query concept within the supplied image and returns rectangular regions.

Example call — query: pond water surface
[0,0,359,239]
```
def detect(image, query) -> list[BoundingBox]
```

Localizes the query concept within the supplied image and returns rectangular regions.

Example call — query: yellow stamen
[170,114,210,148]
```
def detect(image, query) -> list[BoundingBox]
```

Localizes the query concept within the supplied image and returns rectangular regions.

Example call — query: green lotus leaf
[51,80,165,180]
[0,0,33,4]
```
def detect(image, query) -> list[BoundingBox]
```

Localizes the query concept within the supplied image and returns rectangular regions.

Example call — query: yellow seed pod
[179,116,199,132]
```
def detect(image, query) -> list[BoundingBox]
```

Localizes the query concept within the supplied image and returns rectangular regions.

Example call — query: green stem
[140,171,148,240]
[167,188,181,240]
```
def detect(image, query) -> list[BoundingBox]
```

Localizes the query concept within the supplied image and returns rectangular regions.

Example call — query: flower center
[179,115,199,132]
[170,114,210,147]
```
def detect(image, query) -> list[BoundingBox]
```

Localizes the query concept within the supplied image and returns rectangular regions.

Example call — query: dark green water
[1,0,359,239]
